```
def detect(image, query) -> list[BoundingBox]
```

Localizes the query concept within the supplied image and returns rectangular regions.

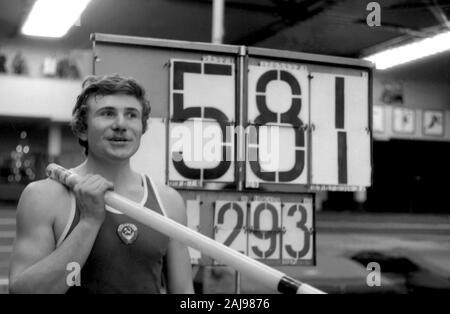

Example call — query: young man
[9,74,195,293]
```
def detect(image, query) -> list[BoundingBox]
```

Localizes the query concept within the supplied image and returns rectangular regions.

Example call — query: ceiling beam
[231,0,337,45]
[426,0,450,28]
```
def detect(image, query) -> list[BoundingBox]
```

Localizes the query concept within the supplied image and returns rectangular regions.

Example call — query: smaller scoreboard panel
[182,191,315,266]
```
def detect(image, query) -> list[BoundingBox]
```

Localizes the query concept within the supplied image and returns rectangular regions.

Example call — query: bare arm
[9,176,112,294]
[161,187,195,294]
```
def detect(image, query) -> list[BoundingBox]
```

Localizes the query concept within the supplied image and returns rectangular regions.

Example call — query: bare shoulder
[16,178,70,225]
[153,183,187,224]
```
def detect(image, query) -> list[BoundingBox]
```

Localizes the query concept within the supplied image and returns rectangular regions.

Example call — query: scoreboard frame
[91,33,374,267]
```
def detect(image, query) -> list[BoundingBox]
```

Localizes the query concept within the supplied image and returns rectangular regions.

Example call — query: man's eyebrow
[125,107,141,113]
[95,106,116,112]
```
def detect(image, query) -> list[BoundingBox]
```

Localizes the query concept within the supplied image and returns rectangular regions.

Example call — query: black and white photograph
[392,106,415,134]
[0,0,449,301]
[423,109,445,136]
[372,105,385,133]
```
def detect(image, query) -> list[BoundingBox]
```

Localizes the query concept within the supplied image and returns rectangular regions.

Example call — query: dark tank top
[61,175,169,294]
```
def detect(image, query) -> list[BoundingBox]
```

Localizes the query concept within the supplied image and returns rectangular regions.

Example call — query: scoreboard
[91,34,373,267]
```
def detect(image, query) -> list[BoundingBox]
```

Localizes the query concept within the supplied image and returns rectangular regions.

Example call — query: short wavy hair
[70,74,151,155]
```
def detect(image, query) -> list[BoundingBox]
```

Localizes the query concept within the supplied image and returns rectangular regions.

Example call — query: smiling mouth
[107,137,130,142]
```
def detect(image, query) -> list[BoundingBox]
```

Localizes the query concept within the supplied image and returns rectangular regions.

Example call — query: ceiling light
[21,0,91,38]
[363,30,450,70]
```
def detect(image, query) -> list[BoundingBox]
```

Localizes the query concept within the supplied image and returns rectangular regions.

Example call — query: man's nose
[112,113,126,130]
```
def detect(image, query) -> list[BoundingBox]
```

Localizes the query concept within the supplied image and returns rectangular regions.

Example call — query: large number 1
[335,76,347,184]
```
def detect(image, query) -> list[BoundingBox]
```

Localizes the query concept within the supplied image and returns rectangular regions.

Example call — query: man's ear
[78,130,88,141]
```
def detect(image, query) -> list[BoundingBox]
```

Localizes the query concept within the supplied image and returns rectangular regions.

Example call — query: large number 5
[249,69,305,182]
[172,61,232,180]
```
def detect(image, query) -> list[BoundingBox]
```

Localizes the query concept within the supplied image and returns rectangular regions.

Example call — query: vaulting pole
[46,163,325,294]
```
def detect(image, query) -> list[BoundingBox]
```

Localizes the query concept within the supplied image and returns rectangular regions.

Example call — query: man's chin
[107,152,135,161]
[89,145,139,162]
[102,148,136,161]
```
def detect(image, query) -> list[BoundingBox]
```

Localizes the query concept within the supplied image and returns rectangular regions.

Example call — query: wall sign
[393,107,415,134]
[373,105,385,133]
[423,110,444,136]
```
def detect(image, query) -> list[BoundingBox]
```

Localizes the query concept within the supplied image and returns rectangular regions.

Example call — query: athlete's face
[80,94,143,161]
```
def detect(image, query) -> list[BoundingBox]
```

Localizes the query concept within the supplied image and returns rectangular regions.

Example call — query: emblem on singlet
[117,223,138,244]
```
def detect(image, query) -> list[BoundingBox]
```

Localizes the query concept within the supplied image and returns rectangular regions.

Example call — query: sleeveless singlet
[57,174,170,294]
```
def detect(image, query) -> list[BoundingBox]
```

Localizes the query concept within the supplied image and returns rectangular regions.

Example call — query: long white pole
[212,0,225,44]
[46,163,325,294]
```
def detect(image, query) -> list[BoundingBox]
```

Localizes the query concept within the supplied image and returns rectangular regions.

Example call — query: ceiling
[0,0,450,62]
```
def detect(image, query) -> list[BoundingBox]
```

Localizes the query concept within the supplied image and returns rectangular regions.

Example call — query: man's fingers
[90,180,114,196]
[74,175,113,197]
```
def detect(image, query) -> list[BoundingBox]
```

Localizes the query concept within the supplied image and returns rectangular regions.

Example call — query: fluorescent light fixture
[364,30,450,70]
[21,0,91,38]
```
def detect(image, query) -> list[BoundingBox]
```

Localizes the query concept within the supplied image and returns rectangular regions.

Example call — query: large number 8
[249,70,305,182]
